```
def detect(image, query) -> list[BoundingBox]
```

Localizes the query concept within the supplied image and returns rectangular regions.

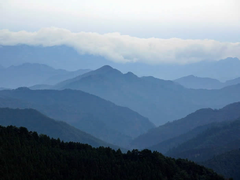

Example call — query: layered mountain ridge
[0,88,154,148]
[0,108,118,149]
[53,65,240,126]
[175,75,240,89]
[1,45,240,81]
[0,62,90,88]
[131,102,240,149]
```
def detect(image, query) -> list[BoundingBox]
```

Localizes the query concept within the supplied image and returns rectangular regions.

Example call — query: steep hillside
[203,149,240,180]
[166,118,240,162]
[131,102,240,149]
[0,88,154,147]
[0,108,117,148]
[148,123,215,154]
[0,125,225,180]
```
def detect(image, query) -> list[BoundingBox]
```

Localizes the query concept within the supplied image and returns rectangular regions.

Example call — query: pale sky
[0,0,240,65]
[1,0,240,40]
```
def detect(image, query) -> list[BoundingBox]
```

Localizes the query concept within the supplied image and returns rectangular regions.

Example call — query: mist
[1,28,240,65]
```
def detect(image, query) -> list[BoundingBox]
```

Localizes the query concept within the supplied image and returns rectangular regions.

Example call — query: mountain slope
[0,108,116,148]
[203,149,240,180]
[131,102,240,149]
[0,125,224,180]
[43,68,90,85]
[148,123,216,154]
[166,118,240,162]
[0,88,154,147]
[225,77,240,87]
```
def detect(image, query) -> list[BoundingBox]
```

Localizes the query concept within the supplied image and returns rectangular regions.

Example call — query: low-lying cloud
[0,27,240,64]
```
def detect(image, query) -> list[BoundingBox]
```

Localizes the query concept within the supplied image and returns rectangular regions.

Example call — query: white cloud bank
[0,27,240,64]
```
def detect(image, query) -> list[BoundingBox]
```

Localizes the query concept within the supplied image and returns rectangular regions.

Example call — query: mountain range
[0,88,154,147]
[1,44,240,179]
[175,75,240,89]
[0,108,118,149]
[127,57,240,81]
[130,101,240,179]
[51,65,240,126]
[0,63,90,88]
[166,118,240,162]
[131,102,240,150]
[1,45,240,81]
[54,65,197,125]
[0,45,113,71]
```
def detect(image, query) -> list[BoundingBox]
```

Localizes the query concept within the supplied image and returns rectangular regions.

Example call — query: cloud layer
[0,27,240,64]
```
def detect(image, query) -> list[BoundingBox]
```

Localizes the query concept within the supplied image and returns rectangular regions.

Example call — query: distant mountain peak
[100,65,113,69]
[124,72,138,77]
[176,75,220,81]
[97,65,115,72]
[93,65,122,76]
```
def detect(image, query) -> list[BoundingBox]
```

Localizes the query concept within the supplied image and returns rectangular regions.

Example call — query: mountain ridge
[0,88,154,147]
[166,118,240,162]
[175,75,240,89]
[0,107,119,149]
[53,65,240,126]
[131,102,240,149]
[1,45,240,81]
[0,62,90,88]
[174,75,224,89]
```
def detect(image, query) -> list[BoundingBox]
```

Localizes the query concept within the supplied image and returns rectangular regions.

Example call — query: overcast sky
[0,0,240,65]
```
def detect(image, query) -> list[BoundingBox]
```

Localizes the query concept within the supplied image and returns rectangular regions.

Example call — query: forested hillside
[0,125,225,180]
